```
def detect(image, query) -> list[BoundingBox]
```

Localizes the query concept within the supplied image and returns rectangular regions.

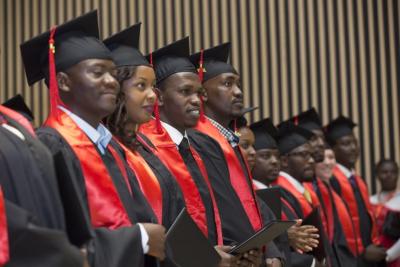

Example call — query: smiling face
[203,72,243,120]
[158,72,202,132]
[58,58,120,121]
[315,148,337,181]
[121,65,157,125]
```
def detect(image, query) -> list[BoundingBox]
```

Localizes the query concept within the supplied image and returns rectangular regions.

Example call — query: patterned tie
[303,188,313,204]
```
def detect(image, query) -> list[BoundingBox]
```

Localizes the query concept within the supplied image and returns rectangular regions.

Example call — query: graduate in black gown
[326,116,387,267]
[20,10,166,267]
[188,43,284,266]
[139,37,263,267]
[103,23,185,231]
[240,117,320,267]
[293,108,358,267]
[0,102,84,266]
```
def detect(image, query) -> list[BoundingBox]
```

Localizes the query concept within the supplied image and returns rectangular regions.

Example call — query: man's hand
[236,249,263,267]
[142,223,166,260]
[266,258,282,267]
[364,244,387,262]
[287,220,319,253]
[215,245,239,267]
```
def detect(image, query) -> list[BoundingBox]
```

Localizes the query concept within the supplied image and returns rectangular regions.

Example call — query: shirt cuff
[387,239,400,262]
[138,223,150,254]
[311,258,316,267]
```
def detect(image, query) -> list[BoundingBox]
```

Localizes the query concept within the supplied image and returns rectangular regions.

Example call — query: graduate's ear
[280,155,289,168]
[154,87,164,107]
[57,72,71,93]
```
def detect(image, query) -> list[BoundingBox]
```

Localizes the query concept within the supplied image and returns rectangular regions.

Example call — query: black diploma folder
[256,186,282,219]
[53,151,94,247]
[229,220,296,254]
[166,208,221,267]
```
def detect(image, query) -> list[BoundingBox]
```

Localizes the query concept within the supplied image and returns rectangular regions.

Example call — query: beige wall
[1,0,399,193]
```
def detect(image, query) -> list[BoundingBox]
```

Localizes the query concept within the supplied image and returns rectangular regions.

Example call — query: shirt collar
[59,106,112,152]
[253,179,269,189]
[207,116,239,147]
[337,163,354,179]
[161,121,188,146]
[279,171,305,194]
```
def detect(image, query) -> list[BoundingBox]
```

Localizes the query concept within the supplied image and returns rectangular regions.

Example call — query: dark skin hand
[266,258,282,267]
[314,259,326,267]
[287,220,319,253]
[215,246,239,267]
[142,223,166,260]
[364,244,387,262]
[237,249,263,267]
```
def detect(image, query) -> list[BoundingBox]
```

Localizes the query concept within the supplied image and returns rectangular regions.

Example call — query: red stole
[140,119,223,245]
[195,118,262,231]
[121,144,163,224]
[0,105,35,136]
[273,175,314,218]
[332,165,379,252]
[304,181,332,242]
[0,187,9,266]
[45,112,133,229]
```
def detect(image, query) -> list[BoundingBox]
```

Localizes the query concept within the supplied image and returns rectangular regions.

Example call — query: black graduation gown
[37,126,158,267]
[136,133,185,229]
[278,187,321,267]
[188,129,284,262]
[5,200,83,267]
[330,176,382,267]
[0,114,82,266]
[313,180,357,267]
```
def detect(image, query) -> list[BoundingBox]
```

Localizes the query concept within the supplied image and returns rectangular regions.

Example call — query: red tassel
[48,27,65,121]
[233,119,238,132]
[153,97,163,134]
[198,49,206,122]
[150,51,162,133]
[149,52,153,67]
[293,115,299,125]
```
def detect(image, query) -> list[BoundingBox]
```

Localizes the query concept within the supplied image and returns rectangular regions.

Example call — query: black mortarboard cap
[293,107,322,131]
[104,23,150,68]
[20,10,112,86]
[2,94,34,122]
[190,42,238,82]
[250,118,278,150]
[325,115,357,145]
[277,120,314,154]
[148,37,196,85]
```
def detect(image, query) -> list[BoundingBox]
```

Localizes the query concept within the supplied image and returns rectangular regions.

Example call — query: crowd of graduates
[0,9,399,267]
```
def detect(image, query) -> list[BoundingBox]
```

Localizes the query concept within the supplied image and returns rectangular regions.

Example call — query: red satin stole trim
[281,197,297,220]
[0,188,9,266]
[332,166,367,252]
[0,105,35,136]
[121,143,163,224]
[195,118,262,231]
[273,175,313,217]
[45,112,132,229]
[353,174,379,244]
[140,119,223,245]
[304,181,333,242]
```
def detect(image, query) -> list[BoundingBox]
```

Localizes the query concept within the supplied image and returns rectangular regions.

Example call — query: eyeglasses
[287,151,313,160]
